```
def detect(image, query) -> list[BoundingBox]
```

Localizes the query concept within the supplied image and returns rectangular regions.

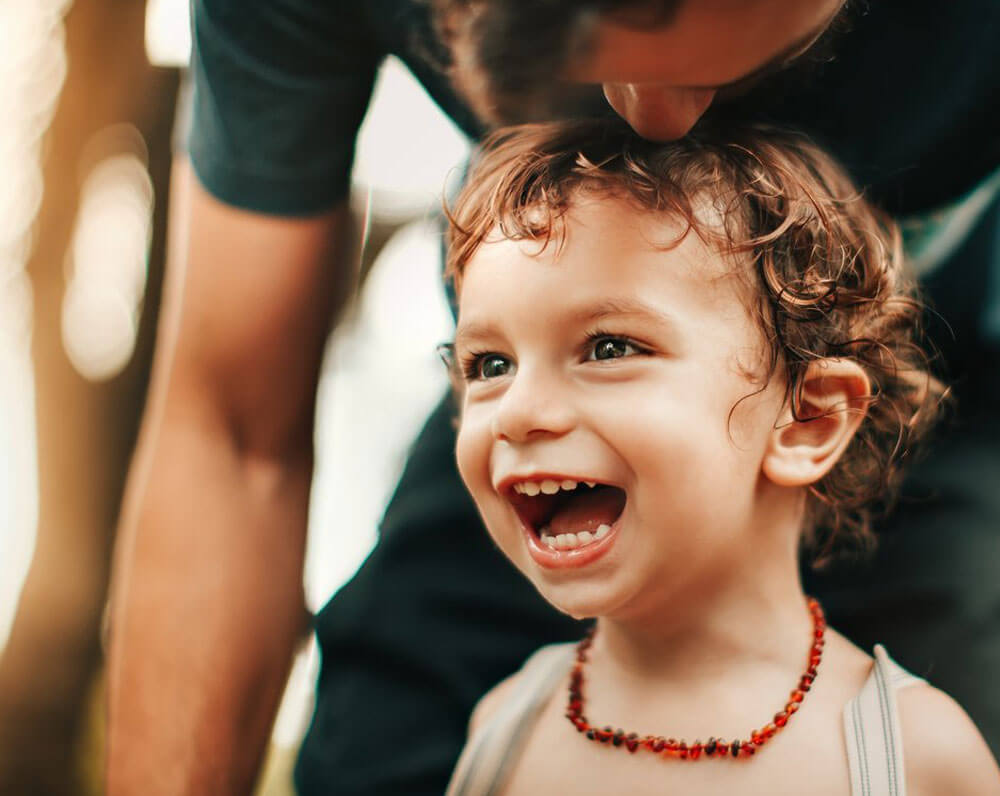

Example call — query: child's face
[453,195,789,621]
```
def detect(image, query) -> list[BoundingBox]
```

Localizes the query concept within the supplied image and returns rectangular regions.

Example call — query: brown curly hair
[445,119,945,561]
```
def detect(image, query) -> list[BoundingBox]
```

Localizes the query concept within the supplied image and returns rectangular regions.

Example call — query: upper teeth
[513,479,597,496]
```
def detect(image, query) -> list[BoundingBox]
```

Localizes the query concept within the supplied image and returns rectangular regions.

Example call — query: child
[440,120,1000,795]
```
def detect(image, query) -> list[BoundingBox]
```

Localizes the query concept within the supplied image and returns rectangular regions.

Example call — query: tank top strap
[843,644,926,796]
[447,643,576,796]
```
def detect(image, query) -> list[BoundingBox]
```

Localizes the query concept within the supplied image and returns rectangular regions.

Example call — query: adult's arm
[105,158,356,795]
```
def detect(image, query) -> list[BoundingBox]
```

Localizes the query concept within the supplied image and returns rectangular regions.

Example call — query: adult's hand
[106,158,355,794]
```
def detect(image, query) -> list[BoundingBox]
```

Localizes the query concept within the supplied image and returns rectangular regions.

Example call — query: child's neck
[596,582,811,685]
[593,507,810,686]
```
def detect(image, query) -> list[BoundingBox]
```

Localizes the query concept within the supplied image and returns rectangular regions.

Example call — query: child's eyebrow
[454,297,681,350]
[453,320,500,352]
[575,297,676,328]
[569,298,684,349]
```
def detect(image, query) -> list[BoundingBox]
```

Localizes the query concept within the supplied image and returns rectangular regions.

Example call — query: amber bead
[774,712,788,728]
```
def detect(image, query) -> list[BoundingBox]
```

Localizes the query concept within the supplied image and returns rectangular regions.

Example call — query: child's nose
[491,369,575,443]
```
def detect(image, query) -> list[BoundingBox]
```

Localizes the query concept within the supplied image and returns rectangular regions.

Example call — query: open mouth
[506,478,627,551]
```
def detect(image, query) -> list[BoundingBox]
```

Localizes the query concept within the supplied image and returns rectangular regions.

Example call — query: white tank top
[448,642,924,796]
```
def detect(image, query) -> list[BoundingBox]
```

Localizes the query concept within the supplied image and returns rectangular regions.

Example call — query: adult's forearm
[104,160,353,794]
[106,410,311,795]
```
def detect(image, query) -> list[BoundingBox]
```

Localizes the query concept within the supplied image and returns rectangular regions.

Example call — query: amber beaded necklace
[565,597,825,760]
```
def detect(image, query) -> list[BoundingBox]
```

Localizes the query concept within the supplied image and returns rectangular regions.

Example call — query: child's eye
[465,353,515,381]
[587,336,644,361]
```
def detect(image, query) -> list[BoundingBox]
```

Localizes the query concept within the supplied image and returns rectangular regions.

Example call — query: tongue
[548,487,625,534]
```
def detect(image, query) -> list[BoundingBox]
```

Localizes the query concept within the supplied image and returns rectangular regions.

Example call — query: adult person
[106,0,1000,793]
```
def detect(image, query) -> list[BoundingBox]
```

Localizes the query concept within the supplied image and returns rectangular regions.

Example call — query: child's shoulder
[467,670,521,736]
[468,642,575,735]
[833,635,998,794]
[898,680,1000,795]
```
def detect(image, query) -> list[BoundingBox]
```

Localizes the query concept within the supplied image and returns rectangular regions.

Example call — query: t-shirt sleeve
[185,0,381,216]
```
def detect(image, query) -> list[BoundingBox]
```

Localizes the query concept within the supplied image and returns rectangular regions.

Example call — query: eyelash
[458,330,650,382]
[459,348,501,382]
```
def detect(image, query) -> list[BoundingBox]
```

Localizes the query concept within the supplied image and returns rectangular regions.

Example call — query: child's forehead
[453,202,766,363]
[457,192,747,296]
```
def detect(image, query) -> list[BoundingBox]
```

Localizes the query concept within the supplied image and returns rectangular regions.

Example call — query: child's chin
[536,583,619,623]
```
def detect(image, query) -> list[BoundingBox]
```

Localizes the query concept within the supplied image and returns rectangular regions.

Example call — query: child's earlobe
[762,359,871,487]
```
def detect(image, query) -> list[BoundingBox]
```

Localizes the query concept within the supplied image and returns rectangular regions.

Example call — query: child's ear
[762,359,871,487]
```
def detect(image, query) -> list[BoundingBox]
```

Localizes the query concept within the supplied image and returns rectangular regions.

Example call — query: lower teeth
[541,523,612,550]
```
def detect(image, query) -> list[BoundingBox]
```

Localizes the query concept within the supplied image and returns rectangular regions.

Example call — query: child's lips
[494,472,627,569]
[524,514,621,569]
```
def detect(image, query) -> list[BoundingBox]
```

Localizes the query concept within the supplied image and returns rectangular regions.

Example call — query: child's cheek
[455,414,515,558]
[454,408,492,505]
[454,422,476,495]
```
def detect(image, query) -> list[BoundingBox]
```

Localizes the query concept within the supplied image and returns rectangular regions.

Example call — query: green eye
[478,354,513,379]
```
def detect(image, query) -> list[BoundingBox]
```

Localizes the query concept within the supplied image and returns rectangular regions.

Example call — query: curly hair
[445,119,945,562]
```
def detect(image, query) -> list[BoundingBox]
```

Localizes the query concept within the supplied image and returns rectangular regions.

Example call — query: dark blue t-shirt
[188,0,1000,218]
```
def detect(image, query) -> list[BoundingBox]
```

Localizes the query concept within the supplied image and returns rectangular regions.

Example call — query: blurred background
[0,0,469,792]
